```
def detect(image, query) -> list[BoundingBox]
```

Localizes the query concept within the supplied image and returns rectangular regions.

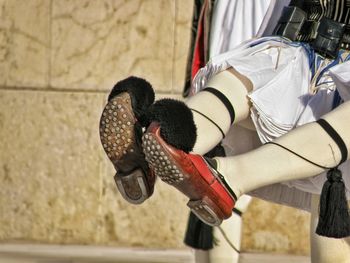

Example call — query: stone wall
[0,0,310,255]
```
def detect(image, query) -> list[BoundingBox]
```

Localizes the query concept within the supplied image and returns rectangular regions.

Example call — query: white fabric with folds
[209,0,271,58]
[193,36,350,210]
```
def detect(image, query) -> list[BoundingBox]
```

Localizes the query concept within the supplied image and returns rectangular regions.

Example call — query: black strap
[190,108,225,139]
[232,208,242,217]
[266,141,332,170]
[317,119,348,165]
[266,119,348,169]
[203,87,235,125]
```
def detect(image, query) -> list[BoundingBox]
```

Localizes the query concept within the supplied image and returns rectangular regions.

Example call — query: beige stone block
[0,89,189,248]
[99,162,189,248]
[0,0,8,86]
[51,0,175,93]
[0,90,105,244]
[0,0,50,87]
[242,198,310,255]
[173,0,193,94]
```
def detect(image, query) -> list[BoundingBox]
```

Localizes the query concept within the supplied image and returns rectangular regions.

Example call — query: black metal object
[312,17,346,58]
[274,6,307,41]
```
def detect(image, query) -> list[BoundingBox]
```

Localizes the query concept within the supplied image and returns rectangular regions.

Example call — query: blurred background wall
[0,0,310,255]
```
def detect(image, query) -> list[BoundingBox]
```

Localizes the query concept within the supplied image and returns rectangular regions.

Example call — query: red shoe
[99,77,155,204]
[142,122,237,226]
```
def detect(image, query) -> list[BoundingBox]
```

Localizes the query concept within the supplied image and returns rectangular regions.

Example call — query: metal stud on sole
[100,93,135,163]
[142,133,184,185]
[100,92,151,204]
[187,198,222,226]
[143,131,223,226]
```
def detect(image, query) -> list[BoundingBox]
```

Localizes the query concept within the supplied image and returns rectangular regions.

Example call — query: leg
[193,196,252,263]
[186,68,252,155]
[209,195,252,263]
[99,68,252,204]
[210,215,241,263]
[142,68,253,224]
[215,101,350,198]
[143,83,350,230]
[310,194,350,263]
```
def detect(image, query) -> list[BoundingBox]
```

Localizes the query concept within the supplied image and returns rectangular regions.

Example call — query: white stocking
[209,195,252,263]
[215,100,350,198]
[186,69,252,155]
[193,195,252,263]
[310,194,350,263]
[189,69,252,263]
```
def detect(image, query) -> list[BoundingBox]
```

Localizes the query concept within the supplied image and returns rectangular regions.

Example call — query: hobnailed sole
[142,132,223,226]
[99,92,150,204]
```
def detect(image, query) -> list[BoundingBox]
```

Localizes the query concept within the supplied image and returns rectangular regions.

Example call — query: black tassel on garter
[316,167,350,238]
[315,119,350,238]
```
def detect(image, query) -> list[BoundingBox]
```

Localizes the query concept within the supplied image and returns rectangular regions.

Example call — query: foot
[142,100,236,225]
[99,76,155,204]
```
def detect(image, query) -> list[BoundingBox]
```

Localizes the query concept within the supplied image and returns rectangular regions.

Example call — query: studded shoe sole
[142,123,235,226]
[99,92,154,204]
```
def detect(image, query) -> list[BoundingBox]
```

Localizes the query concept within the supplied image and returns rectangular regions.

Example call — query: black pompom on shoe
[108,76,155,126]
[147,99,197,153]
